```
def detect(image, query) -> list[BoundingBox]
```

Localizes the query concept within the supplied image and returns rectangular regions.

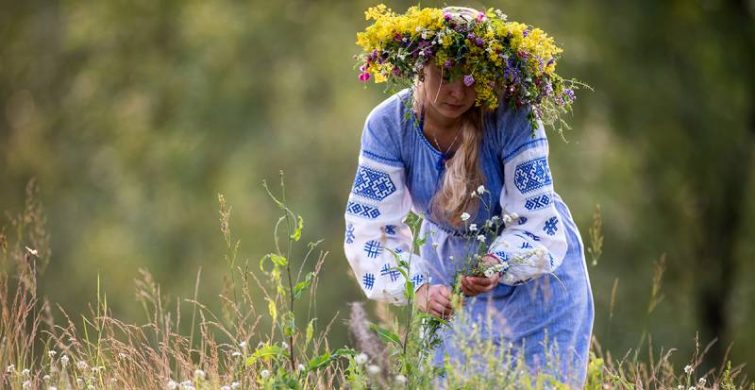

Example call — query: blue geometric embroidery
[345,223,355,244]
[352,166,396,201]
[363,273,375,290]
[493,251,510,261]
[521,231,541,241]
[520,241,533,249]
[524,194,551,211]
[364,240,383,258]
[518,216,528,225]
[411,274,424,287]
[394,247,404,254]
[380,263,401,282]
[346,201,381,219]
[384,225,397,235]
[514,157,552,194]
[543,216,559,236]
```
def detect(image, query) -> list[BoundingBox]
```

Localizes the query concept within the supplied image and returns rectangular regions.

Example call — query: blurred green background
[1,0,753,377]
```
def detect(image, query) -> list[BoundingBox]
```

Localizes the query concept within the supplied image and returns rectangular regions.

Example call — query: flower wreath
[355,4,586,132]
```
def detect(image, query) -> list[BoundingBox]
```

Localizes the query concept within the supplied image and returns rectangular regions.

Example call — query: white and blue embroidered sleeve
[343,116,428,304]
[486,115,568,286]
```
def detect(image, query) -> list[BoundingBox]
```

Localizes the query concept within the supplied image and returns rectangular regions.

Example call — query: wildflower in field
[477,185,486,194]
[76,361,88,370]
[22,381,31,389]
[6,365,14,373]
[510,212,519,220]
[239,341,247,349]
[48,387,57,390]
[503,214,512,224]
[684,365,693,374]
[355,352,369,365]
[395,374,407,384]
[43,375,50,382]
[232,351,242,358]
[21,368,30,377]
[297,364,306,372]
[477,234,486,242]
[220,386,231,390]
[698,378,706,386]
[48,350,56,358]
[231,382,240,389]
[166,380,178,390]
[60,355,69,366]
[260,369,270,379]
[281,341,289,349]
[76,378,84,387]
[193,369,206,380]
[366,364,381,375]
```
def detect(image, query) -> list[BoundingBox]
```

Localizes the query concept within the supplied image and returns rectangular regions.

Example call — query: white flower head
[366,365,381,375]
[220,386,231,390]
[484,268,496,278]
[260,369,270,379]
[48,350,57,358]
[21,368,30,377]
[502,215,512,224]
[470,191,477,198]
[193,369,205,380]
[48,387,57,390]
[477,185,486,195]
[677,385,684,390]
[469,224,478,231]
[239,341,247,349]
[460,212,471,222]
[684,365,693,375]
[22,381,32,389]
[166,380,178,390]
[510,212,519,220]
[395,374,407,384]
[6,365,14,373]
[688,387,695,390]
[60,355,69,366]
[477,234,486,242]
[281,341,289,350]
[297,364,306,372]
[355,352,368,365]
[231,351,242,358]
[698,378,706,386]
[76,361,88,371]
[231,382,240,389]
[43,375,50,382]
[76,378,84,387]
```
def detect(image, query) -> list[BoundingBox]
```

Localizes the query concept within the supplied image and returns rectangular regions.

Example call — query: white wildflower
[366,365,381,375]
[231,383,240,389]
[181,380,193,388]
[60,355,69,366]
[688,387,695,390]
[684,365,693,375]
[676,386,684,390]
[395,374,407,384]
[355,352,368,365]
[484,268,496,278]
[76,378,84,387]
[281,341,289,350]
[239,341,247,349]
[469,224,478,231]
[477,234,486,242]
[76,361,88,371]
[48,387,57,390]
[21,368,30,377]
[220,386,231,390]
[25,246,38,256]
[6,365,14,373]
[491,215,500,221]
[43,375,50,382]
[698,378,706,386]
[460,212,471,221]
[260,369,270,379]
[193,369,206,380]
[48,350,57,358]
[477,185,486,194]
[257,341,265,348]
[118,353,127,359]
[297,364,306,372]
[22,381,31,389]
[231,351,242,358]
[166,380,178,390]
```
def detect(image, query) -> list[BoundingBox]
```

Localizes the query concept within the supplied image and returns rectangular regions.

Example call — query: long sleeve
[486,108,569,286]
[344,111,428,304]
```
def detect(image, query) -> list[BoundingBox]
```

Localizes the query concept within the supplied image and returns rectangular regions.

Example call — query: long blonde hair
[412,85,487,229]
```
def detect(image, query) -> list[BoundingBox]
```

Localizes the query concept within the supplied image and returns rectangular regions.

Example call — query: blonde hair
[412,85,487,229]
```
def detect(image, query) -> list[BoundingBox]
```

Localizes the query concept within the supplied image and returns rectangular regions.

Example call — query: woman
[344,5,594,387]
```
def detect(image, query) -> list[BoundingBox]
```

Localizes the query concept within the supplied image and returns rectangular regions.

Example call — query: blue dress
[343,88,594,387]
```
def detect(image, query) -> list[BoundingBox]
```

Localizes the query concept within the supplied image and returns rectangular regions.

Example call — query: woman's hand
[415,284,454,319]
[460,255,502,297]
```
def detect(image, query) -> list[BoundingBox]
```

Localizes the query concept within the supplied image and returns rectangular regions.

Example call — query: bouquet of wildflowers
[355,4,586,132]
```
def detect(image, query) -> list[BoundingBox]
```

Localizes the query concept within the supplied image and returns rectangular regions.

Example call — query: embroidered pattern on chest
[380,263,401,282]
[352,165,397,201]
[514,157,553,194]
[543,216,559,236]
[346,201,381,219]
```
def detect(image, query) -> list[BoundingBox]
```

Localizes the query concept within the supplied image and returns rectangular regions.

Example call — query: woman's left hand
[460,255,502,297]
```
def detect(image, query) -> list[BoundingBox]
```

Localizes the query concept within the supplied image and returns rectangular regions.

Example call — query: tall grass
[0,177,752,389]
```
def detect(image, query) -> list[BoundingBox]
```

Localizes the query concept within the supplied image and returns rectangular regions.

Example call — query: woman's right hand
[415,284,454,319]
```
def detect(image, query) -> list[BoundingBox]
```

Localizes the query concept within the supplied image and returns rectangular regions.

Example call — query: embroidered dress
[343,89,594,387]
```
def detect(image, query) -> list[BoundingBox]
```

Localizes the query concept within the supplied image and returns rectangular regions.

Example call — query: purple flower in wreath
[444,59,453,69]
[475,37,484,47]
[564,88,576,102]
[463,74,475,86]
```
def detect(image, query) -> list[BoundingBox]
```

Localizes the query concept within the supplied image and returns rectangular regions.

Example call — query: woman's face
[421,64,477,120]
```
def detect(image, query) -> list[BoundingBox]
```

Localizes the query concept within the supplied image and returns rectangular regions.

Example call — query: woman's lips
[444,102,463,109]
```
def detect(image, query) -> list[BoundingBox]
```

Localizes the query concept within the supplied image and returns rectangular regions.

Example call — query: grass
[0,177,752,389]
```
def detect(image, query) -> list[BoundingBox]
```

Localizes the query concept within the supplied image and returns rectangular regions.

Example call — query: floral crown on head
[355,4,584,131]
